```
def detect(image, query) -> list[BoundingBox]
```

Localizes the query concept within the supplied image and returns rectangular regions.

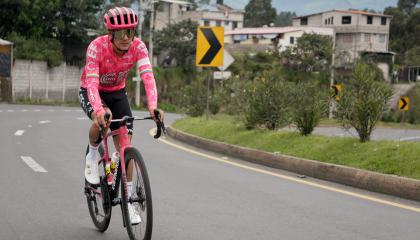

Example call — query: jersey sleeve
[85,40,104,116]
[136,41,158,112]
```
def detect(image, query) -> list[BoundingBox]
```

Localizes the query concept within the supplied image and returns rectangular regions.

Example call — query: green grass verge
[172,115,420,180]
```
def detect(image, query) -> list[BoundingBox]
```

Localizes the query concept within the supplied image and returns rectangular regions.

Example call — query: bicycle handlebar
[103,110,166,139]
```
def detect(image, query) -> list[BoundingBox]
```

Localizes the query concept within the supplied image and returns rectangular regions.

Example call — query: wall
[12,59,82,102]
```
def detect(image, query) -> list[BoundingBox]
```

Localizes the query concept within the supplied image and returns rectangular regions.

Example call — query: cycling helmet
[104,7,139,30]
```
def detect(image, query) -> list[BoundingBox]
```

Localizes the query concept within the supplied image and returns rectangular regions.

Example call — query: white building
[224,26,334,52]
[155,0,244,31]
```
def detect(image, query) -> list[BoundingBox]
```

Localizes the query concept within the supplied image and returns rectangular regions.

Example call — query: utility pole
[135,0,146,108]
[329,29,336,119]
[149,1,155,62]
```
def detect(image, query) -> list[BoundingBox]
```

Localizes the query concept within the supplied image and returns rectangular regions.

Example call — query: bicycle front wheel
[121,147,153,240]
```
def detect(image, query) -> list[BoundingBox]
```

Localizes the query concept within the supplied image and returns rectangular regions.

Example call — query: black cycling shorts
[79,87,133,134]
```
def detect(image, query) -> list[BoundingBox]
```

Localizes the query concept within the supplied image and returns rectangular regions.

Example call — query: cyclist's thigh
[100,88,133,134]
[79,88,94,119]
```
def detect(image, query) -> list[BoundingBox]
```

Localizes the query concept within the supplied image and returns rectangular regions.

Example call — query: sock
[88,144,99,159]
[127,182,133,196]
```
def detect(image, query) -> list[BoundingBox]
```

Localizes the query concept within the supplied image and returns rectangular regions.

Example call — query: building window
[342,33,353,43]
[300,17,308,25]
[224,21,229,26]
[325,19,328,25]
[216,20,221,26]
[232,21,238,29]
[290,37,294,44]
[331,17,334,24]
[381,17,387,25]
[367,16,373,24]
[342,16,351,24]
[379,34,386,43]
[204,20,210,26]
[364,33,371,42]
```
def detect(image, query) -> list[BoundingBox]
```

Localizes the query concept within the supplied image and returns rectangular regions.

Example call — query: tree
[244,0,277,27]
[398,0,419,14]
[275,11,296,27]
[0,0,103,64]
[335,61,393,142]
[154,19,199,78]
[281,33,333,73]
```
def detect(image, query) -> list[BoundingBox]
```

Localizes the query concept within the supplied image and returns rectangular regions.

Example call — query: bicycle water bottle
[111,152,119,173]
[106,161,113,186]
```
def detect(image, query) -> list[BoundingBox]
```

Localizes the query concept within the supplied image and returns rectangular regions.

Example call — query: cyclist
[79,6,164,224]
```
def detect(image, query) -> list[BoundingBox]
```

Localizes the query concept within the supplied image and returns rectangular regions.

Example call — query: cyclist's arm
[85,41,105,118]
[136,42,157,114]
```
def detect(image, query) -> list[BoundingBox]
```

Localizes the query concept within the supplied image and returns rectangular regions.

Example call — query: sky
[223,0,399,15]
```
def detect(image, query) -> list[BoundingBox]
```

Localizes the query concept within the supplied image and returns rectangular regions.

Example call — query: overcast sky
[224,0,399,15]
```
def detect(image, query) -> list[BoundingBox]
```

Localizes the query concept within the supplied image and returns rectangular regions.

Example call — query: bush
[244,72,293,130]
[7,32,63,67]
[291,81,328,135]
[335,61,393,142]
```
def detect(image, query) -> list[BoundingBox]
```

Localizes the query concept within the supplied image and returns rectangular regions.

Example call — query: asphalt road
[1,104,420,240]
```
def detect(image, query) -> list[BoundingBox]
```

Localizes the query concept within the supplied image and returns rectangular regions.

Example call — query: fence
[12,59,82,102]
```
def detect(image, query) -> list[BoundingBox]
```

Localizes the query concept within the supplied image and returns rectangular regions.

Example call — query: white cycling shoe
[85,153,100,185]
[128,203,142,225]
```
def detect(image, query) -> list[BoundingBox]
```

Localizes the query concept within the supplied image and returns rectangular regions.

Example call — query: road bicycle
[84,110,165,240]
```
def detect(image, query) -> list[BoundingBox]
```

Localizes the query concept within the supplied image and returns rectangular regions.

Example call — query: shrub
[335,61,393,142]
[291,81,328,135]
[7,32,63,67]
[244,72,293,130]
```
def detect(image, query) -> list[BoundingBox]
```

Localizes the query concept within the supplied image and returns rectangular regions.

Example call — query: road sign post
[195,26,224,119]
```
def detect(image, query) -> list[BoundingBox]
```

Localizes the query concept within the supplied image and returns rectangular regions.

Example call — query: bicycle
[84,110,165,240]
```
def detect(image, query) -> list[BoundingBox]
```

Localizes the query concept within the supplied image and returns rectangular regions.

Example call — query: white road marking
[28,125,32,128]
[153,129,420,213]
[48,109,55,112]
[14,130,24,136]
[400,136,420,141]
[7,110,14,112]
[64,109,71,112]
[21,156,47,173]
[22,109,28,112]
[76,109,83,112]
[77,117,89,120]
[0,110,3,112]
[39,120,51,124]
[34,109,40,112]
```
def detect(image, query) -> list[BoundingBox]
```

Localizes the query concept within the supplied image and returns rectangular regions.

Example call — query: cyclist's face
[112,28,135,51]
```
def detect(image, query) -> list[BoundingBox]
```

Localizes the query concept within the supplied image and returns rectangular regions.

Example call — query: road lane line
[21,156,47,173]
[34,109,40,112]
[64,109,71,112]
[0,110,2,112]
[152,129,420,213]
[48,109,55,112]
[400,136,420,141]
[7,110,14,112]
[77,117,89,120]
[39,120,51,124]
[14,130,24,136]
[22,109,28,112]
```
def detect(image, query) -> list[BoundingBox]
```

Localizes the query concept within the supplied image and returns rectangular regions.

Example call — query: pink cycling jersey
[80,35,157,116]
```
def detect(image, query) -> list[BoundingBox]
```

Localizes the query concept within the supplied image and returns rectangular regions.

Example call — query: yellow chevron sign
[399,97,409,111]
[196,26,224,67]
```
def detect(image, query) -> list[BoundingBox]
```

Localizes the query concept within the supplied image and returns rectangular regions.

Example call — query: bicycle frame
[101,125,132,202]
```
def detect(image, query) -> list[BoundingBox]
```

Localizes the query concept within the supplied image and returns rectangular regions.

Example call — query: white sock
[127,182,133,197]
[88,144,99,159]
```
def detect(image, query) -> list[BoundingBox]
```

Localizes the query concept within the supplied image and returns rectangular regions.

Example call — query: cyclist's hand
[151,108,164,123]
[94,110,110,129]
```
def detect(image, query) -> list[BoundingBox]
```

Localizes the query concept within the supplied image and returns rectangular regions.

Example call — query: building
[293,9,394,81]
[224,26,334,53]
[155,0,244,31]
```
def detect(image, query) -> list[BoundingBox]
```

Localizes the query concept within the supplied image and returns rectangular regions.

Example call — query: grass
[172,114,420,180]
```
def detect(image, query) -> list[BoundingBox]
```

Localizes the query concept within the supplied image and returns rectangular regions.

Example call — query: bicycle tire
[85,144,112,232]
[121,147,153,240]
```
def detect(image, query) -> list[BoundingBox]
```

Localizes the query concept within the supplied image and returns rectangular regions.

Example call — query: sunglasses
[112,29,136,40]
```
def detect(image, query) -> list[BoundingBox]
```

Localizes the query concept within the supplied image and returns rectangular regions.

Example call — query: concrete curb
[167,126,420,202]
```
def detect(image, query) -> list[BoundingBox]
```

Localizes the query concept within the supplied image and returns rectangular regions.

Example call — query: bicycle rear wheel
[121,147,153,240]
[84,144,112,232]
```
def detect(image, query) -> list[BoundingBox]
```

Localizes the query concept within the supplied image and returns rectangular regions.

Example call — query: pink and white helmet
[104,7,139,30]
